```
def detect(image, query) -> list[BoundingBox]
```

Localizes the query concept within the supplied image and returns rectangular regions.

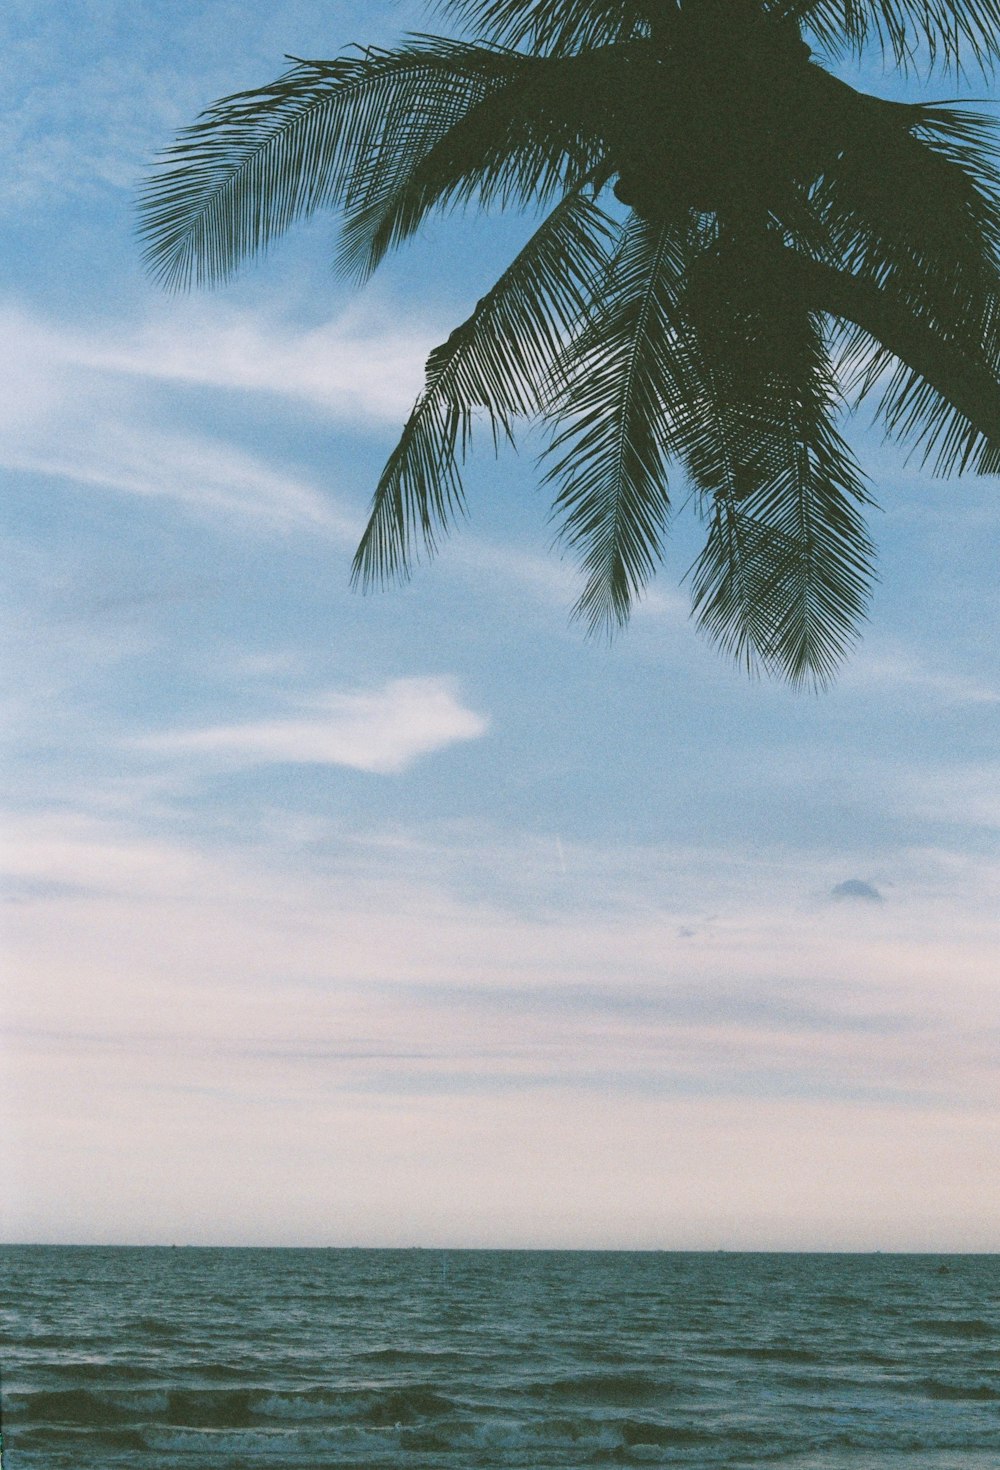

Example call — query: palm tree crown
[139,0,1000,684]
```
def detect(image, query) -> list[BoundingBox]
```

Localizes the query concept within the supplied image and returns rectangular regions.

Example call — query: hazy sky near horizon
[3,0,999,1251]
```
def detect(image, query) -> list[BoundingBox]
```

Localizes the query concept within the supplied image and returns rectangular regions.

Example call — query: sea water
[1,1247,997,1467]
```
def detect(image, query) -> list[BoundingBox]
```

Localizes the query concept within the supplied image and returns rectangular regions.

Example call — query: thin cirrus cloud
[3,299,434,425]
[2,303,369,534]
[841,645,1000,706]
[141,676,489,774]
[5,802,999,1247]
[86,305,433,424]
[4,424,350,536]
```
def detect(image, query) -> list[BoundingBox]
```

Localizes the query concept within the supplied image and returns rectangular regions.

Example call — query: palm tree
[139,0,1000,684]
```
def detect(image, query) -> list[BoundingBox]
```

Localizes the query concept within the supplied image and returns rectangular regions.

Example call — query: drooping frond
[792,86,1000,471]
[139,0,1000,686]
[138,40,528,288]
[805,146,1000,467]
[541,215,694,632]
[449,0,1000,73]
[679,231,876,686]
[788,0,1000,74]
[337,47,622,279]
[437,0,650,54]
[788,255,1000,474]
[352,192,618,586]
[812,98,1000,298]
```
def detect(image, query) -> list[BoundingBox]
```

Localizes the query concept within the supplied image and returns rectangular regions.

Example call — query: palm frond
[791,91,1000,473]
[872,353,1000,471]
[352,191,618,586]
[811,98,1000,298]
[437,0,650,54]
[336,48,619,279]
[786,251,1000,470]
[788,0,1000,74]
[140,0,1000,687]
[138,40,526,288]
[679,233,876,686]
[541,215,695,633]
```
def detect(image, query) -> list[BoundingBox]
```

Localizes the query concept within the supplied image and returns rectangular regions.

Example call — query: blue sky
[3,0,999,1249]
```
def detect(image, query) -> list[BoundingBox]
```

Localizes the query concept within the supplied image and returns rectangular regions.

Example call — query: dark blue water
[1,1247,997,1467]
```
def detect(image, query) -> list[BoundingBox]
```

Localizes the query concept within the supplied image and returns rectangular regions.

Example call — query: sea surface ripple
[1,1247,998,1467]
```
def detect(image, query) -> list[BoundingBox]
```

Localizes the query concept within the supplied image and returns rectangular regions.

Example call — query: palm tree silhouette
[139,0,1000,684]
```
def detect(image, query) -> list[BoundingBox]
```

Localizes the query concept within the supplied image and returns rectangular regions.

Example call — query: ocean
[1,1247,997,1467]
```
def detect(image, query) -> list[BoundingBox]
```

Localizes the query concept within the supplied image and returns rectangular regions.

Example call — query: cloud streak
[2,300,408,535]
[141,676,488,773]
[3,299,433,425]
[5,805,999,1247]
[842,645,1000,706]
[5,425,350,534]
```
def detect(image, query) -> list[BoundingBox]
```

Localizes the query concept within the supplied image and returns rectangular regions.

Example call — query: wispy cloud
[5,806,999,1246]
[2,302,372,532]
[141,676,488,773]
[842,644,1000,705]
[77,304,432,423]
[3,299,433,425]
[6,424,350,534]
[448,537,689,623]
[897,763,1000,830]
[2,0,416,211]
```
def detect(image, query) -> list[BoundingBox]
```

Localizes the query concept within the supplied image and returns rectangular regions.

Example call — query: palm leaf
[337,48,619,279]
[811,100,1000,297]
[438,0,650,54]
[680,232,876,686]
[541,215,696,632]
[138,40,527,288]
[140,0,1000,685]
[784,250,1000,472]
[789,0,1000,74]
[352,191,618,585]
[802,97,1000,471]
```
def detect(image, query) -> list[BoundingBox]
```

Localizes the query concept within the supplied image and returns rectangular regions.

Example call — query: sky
[2,0,999,1251]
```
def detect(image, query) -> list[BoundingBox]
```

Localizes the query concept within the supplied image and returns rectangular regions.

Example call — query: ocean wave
[352,1346,466,1366]
[253,1389,338,1422]
[180,1381,459,1427]
[526,1371,673,1405]
[6,1248,1000,1467]
[9,1388,133,1426]
[31,1360,152,1382]
[716,1345,823,1364]
[5,1425,148,1453]
[773,1372,869,1394]
[141,1426,312,1457]
[913,1318,996,1339]
[1,1330,110,1350]
[350,1385,458,1423]
[128,1316,179,1338]
[919,1378,1000,1402]
[430,1412,713,1456]
[7,1381,463,1434]
[164,1388,259,1427]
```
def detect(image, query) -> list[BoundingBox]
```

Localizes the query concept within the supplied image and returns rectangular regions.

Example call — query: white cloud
[77,303,433,424]
[842,644,1000,705]
[0,302,371,532]
[898,763,1000,830]
[0,299,695,611]
[3,805,1000,1246]
[2,298,433,426]
[6,424,350,534]
[141,676,488,773]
